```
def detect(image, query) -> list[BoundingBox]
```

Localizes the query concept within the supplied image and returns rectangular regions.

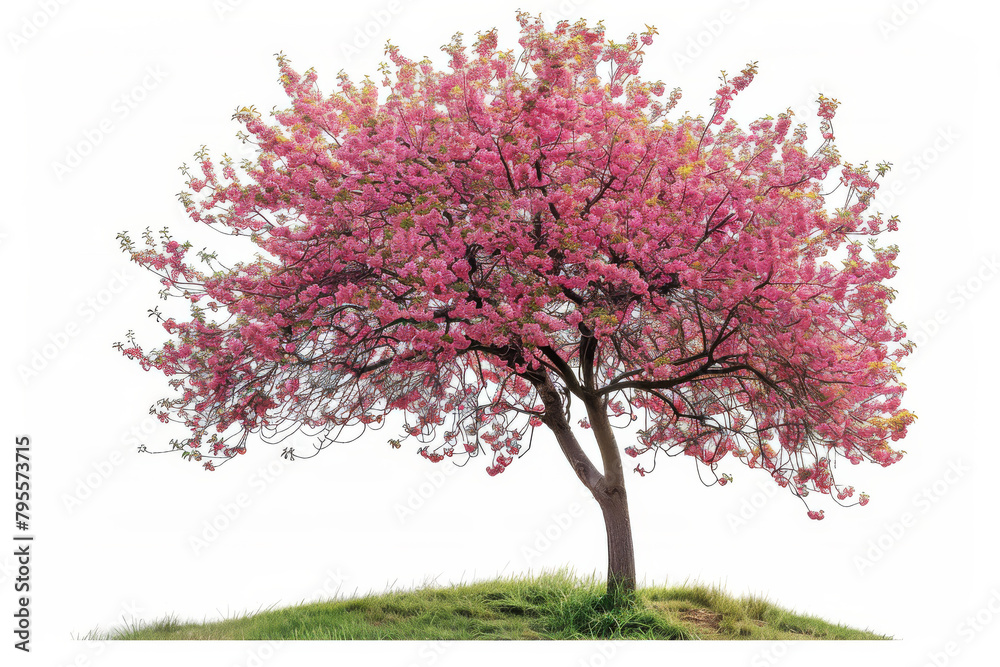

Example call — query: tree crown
[120,13,913,514]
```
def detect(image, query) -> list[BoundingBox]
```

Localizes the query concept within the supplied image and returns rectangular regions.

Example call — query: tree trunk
[594,479,636,604]
[583,395,636,603]
[535,375,637,605]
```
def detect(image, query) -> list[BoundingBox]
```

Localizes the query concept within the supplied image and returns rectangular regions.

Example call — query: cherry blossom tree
[119,13,914,602]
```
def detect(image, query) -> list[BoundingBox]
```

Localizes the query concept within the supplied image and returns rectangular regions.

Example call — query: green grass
[85,570,890,640]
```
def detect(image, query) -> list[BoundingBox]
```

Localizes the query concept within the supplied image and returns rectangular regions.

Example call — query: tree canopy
[120,13,913,522]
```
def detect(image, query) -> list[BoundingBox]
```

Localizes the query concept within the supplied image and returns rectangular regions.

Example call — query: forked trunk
[535,377,637,605]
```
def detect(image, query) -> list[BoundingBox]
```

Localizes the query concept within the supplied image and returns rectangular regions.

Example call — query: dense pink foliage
[120,14,913,516]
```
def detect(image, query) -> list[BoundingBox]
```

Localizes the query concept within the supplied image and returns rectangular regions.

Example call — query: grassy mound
[87,571,888,640]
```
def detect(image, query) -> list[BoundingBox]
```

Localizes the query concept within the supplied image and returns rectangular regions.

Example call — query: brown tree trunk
[535,375,637,605]
[593,479,636,604]
[582,393,636,603]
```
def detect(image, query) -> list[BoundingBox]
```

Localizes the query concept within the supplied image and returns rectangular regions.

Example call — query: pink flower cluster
[119,14,910,527]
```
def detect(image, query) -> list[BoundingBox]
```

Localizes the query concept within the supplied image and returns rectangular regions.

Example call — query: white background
[2,0,998,665]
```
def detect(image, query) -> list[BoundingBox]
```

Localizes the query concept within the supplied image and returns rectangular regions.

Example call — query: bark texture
[536,374,636,603]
